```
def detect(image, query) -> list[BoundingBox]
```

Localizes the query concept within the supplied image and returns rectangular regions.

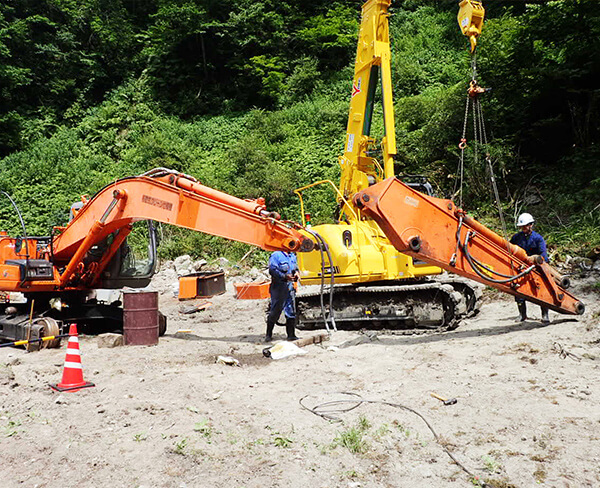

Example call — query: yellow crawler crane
[294,0,484,331]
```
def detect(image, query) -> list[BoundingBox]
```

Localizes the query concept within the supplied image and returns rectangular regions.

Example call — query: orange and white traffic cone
[50,324,94,392]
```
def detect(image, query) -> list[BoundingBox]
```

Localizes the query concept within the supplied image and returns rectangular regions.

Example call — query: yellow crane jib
[458,0,485,52]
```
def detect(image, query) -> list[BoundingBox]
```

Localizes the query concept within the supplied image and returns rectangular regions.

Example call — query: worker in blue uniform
[265,251,300,342]
[510,213,550,324]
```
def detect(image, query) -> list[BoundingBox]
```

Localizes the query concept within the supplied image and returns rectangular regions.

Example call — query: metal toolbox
[178,271,226,300]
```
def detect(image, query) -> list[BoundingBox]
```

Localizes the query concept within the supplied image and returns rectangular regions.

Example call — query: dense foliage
[1,0,599,260]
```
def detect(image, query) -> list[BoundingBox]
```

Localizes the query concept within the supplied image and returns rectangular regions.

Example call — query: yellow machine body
[297,0,442,285]
[298,222,441,284]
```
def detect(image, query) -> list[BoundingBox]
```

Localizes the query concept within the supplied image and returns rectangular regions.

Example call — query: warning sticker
[352,77,362,98]
[346,133,355,153]
[142,194,173,211]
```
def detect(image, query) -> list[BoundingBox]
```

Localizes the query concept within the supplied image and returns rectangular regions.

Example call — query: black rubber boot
[265,320,275,343]
[517,302,528,322]
[285,317,300,341]
[541,307,550,325]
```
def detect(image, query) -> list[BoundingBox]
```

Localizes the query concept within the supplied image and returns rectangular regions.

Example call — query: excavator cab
[97,220,159,289]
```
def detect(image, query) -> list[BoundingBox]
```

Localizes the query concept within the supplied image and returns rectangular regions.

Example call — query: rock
[149,263,178,295]
[193,259,208,271]
[216,355,240,366]
[523,193,542,206]
[586,246,600,261]
[569,256,593,271]
[218,257,230,267]
[210,390,224,400]
[174,255,193,276]
[97,333,124,348]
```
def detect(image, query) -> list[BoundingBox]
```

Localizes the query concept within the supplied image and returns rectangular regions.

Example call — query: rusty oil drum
[123,291,159,346]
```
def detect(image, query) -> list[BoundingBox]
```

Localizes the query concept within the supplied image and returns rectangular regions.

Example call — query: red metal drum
[123,291,159,346]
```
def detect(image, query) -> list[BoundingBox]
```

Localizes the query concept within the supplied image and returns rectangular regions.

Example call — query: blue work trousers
[268,281,296,323]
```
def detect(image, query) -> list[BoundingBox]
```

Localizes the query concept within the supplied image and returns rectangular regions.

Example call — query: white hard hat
[517,212,535,227]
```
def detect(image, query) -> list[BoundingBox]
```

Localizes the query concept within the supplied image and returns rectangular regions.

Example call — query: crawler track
[296,279,481,333]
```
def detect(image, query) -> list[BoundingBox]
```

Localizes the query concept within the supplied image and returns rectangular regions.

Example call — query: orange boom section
[353,177,584,316]
[0,169,313,293]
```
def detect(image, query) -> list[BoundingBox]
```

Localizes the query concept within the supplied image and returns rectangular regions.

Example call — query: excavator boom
[0,168,313,294]
[354,177,585,315]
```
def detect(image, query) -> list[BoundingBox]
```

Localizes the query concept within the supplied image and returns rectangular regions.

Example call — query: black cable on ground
[299,392,497,488]
[304,228,328,330]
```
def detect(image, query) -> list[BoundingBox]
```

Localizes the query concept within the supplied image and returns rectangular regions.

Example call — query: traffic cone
[50,324,95,392]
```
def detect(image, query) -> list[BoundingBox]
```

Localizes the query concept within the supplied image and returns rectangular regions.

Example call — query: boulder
[97,333,124,348]
[193,259,208,271]
[174,255,193,276]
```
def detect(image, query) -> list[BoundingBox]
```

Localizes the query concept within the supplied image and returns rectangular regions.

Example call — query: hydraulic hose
[462,231,535,284]
[304,228,337,332]
[1,190,31,287]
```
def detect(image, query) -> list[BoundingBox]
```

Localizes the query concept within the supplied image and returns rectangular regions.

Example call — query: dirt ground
[1,263,599,488]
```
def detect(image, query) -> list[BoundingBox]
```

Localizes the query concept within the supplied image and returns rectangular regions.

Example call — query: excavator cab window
[99,220,158,288]
[117,220,157,278]
[363,65,380,136]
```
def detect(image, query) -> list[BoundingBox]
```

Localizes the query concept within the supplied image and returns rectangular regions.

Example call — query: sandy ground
[1,265,599,488]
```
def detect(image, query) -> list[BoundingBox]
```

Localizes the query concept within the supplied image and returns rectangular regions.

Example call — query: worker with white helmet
[510,213,550,324]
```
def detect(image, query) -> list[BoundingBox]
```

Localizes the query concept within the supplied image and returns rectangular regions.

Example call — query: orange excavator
[0,168,313,348]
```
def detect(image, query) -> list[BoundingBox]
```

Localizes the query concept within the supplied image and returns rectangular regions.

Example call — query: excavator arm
[0,168,313,293]
[354,177,585,315]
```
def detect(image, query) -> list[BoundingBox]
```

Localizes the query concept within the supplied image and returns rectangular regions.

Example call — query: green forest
[0,0,599,262]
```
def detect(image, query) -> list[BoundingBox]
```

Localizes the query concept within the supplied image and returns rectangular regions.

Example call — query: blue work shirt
[268,251,298,320]
[510,230,549,263]
[268,251,298,283]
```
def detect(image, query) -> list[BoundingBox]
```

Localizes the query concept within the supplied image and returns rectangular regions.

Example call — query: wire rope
[455,53,519,276]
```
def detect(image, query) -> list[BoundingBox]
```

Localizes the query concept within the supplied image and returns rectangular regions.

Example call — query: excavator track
[296,279,481,333]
